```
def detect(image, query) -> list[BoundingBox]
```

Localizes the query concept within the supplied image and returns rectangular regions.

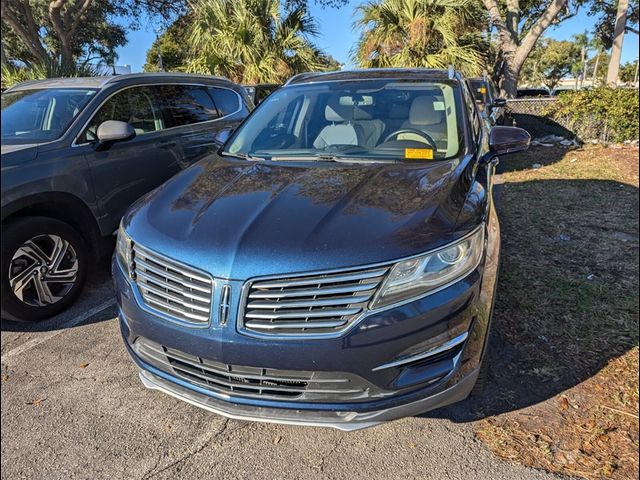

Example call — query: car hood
[125,155,477,279]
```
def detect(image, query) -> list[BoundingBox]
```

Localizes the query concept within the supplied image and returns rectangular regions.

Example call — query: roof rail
[284,72,316,86]
[102,72,232,85]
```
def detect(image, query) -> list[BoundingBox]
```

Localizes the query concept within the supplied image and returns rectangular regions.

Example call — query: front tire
[1,217,88,322]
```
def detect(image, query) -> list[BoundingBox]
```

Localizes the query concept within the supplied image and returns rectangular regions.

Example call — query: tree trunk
[579,46,586,88]
[59,43,76,70]
[500,62,520,98]
[607,0,629,87]
[1,2,50,65]
[592,53,600,85]
[483,0,569,98]
[1,42,7,66]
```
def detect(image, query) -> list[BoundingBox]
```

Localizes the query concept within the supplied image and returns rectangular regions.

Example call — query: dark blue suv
[113,69,530,430]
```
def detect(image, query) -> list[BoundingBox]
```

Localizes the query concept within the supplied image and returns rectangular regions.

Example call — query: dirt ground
[475,145,639,479]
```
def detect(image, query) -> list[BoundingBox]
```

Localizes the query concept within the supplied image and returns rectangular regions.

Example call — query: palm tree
[571,31,589,89]
[589,36,606,87]
[353,0,487,75]
[187,0,331,84]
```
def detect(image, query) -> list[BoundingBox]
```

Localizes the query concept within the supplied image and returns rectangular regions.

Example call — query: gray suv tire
[1,217,88,322]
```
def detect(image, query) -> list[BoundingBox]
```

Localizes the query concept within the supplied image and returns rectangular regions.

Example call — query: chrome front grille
[134,337,368,401]
[241,267,388,335]
[132,244,213,324]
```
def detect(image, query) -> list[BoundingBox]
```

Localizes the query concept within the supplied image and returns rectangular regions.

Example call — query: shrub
[545,88,639,143]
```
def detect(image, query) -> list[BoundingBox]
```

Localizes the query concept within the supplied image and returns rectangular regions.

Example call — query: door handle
[156,140,177,148]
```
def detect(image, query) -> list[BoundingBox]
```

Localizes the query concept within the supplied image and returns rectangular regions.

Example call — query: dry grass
[476,145,639,479]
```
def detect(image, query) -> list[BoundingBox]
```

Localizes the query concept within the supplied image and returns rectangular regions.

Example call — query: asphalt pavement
[1,252,563,480]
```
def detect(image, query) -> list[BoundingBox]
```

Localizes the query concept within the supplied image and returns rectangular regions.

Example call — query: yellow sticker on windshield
[405,148,434,160]
[479,86,487,94]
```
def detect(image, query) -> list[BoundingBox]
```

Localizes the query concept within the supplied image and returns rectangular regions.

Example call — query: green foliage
[585,50,610,86]
[585,0,639,49]
[143,15,191,72]
[353,0,487,76]
[187,0,334,84]
[619,60,639,84]
[546,88,640,143]
[2,0,127,66]
[1,60,102,90]
[520,38,582,89]
[1,0,184,68]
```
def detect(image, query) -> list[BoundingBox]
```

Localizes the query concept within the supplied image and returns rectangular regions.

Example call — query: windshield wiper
[222,152,266,161]
[269,154,385,163]
[270,154,341,161]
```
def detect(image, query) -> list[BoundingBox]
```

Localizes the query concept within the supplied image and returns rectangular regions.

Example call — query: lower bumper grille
[133,337,370,401]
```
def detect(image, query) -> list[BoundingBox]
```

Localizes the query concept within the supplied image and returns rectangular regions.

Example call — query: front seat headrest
[325,98,354,122]
[408,96,444,126]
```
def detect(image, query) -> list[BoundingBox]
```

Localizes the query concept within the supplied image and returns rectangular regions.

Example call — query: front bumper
[114,232,499,429]
[138,365,480,431]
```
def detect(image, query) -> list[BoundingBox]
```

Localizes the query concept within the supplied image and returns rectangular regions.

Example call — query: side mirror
[214,128,233,147]
[96,120,135,144]
[491,98,507,108]
[488,126,530,157]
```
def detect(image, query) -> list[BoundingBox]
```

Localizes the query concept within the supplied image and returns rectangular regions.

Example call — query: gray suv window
[208,87,244,117]
[2,88,97,144]
[155,85,219,128]
[81,86,162,143]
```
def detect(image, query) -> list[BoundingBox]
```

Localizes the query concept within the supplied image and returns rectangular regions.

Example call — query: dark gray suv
[1,73,252,322]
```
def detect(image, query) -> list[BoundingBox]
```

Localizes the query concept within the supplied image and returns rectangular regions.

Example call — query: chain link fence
[505,98,610,142]
[505,98,568,139]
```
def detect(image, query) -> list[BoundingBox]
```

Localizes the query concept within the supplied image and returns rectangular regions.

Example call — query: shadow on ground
[495,144,575,174]
[431,171,638,421]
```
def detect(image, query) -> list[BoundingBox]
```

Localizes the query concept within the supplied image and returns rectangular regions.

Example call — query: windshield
[1,88,97,144]
[225,79,466,162]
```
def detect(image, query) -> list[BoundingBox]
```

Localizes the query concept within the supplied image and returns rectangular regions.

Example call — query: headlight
[116,224,133,278]
[371,227,485,309]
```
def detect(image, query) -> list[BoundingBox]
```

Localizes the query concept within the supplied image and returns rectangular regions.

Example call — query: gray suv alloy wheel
[9,234,79,307]
[1,217,87,322]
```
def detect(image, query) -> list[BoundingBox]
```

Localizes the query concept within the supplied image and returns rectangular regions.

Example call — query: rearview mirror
[488,126,530,156]
[96,120,136,144]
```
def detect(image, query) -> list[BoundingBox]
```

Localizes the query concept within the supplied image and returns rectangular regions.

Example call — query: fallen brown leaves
[478,349,639,479]
[476,145,639,480]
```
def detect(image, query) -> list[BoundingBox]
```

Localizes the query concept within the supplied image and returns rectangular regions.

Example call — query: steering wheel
[382,129,438,151]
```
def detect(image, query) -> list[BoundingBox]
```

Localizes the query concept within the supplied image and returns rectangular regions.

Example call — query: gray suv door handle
[156,140,177,148]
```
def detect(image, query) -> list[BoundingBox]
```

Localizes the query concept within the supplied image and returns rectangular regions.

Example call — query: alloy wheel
[8,234,79,307]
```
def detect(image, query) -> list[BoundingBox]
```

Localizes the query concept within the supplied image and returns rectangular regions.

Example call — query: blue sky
[116,1,639,72]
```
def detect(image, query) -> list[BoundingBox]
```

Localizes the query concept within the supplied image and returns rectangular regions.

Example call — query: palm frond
[187,0,333,84]
[353,0,487,74]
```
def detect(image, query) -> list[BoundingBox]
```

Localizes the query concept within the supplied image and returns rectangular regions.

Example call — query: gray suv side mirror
[96,120,136,144]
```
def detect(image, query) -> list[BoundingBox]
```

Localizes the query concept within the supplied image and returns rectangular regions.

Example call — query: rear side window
[80,86,162,143]
[155,85,219,128]
[208,87,245,117]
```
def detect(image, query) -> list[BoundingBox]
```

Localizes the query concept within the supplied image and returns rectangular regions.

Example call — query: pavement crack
[314,436,344,473]
[0,333,27,354]
[141,419,230,480]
